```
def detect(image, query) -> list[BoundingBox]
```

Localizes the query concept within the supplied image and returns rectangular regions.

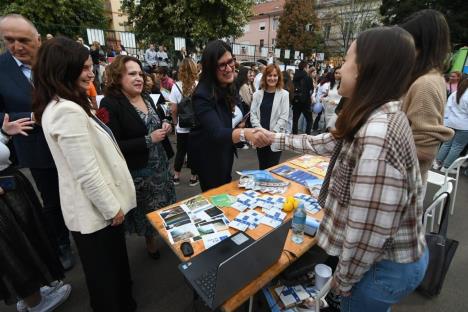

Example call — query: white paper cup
[315,264,332,290]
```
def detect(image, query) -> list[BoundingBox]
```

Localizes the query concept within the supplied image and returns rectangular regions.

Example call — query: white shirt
[232,105,244,128]
[316,82,330,105]
[0,134,11,171]
[12,55,32,82]
[445,90,468,130]
[254,73,263,91]
[169,81,198,133]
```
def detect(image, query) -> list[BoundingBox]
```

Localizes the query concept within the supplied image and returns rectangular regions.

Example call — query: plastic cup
[314,264,332,290]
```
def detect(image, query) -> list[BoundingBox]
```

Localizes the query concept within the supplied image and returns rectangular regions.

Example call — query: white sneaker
[17,281,64,312]
[441,167,458,175]
[432,160,442,170]
[27,284,71,312]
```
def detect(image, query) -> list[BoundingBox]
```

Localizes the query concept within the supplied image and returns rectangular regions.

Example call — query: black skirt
[0,168,64,304]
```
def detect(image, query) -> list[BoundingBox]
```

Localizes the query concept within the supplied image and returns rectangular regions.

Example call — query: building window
[260,39,264,48]
[324,23,331,40]
[271,38,276,46]
[259,22,266,31]
[272,17,279,30]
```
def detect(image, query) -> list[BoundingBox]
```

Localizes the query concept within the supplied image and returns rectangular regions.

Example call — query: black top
[188,81,235,191]
[292,69,313,106]
[99,93,168,170]
[260,91,275,130]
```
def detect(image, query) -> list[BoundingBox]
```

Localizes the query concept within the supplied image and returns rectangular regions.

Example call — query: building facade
[236,0,381,59]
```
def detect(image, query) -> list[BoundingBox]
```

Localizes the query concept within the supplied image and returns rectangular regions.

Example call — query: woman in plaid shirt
[265,27,429,311]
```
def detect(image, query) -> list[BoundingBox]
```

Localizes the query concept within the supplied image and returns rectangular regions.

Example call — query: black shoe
[189,177,199,187]
[59,245,75,271]
[147,250,161,260]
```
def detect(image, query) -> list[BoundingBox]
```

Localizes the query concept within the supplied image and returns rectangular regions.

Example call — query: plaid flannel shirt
[272,101,426,293]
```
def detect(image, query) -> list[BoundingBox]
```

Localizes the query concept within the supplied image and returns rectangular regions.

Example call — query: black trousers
[256,146,282,170]
[292,106,312,134]
[72,225,136,312]
[313,111,322,131]
[29,167,70,249]
[174,132,195,174]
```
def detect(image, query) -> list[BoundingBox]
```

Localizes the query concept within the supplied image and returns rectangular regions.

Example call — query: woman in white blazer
[32,37,137,312]
[250,64,290,169]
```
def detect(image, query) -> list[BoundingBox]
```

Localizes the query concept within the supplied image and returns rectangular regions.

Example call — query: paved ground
[2,137,467,312]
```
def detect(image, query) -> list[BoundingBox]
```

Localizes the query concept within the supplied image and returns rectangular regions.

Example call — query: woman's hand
[161,121,172,134]
[237,121,246,129]
[246,128,271,148]
[2,114,34,136]
[150,129,167,143]
[111,209,125,226]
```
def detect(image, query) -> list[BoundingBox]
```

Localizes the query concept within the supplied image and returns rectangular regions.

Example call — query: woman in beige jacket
[33,37,137,312]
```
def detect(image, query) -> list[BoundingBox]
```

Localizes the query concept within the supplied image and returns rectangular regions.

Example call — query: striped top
[272,101,426,293]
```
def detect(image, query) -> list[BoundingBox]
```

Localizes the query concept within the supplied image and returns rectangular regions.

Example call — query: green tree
[276,0,324,56]
[380,0,467,46]
[0,0,107,39]
[121,0,253,48]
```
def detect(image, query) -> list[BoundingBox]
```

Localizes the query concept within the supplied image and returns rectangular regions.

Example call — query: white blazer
[42,98,136,234]
[250,89,290,152]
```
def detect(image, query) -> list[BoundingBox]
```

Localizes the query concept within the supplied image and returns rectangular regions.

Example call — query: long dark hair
[236,67,249,91]
[456,75,468,104]
[198,40,236,112]
[400,9,450,82]
[32,37,91,124]
[333,27,416,142]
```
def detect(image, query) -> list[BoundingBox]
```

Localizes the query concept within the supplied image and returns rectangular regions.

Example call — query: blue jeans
[341,248,429,312]
[436,129,468,168]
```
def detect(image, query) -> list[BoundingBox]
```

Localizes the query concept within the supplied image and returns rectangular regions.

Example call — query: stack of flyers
[228,210,264,231]
[305,179,324,199]
[181,195,213,213]
[194,217,229,236]
[294,193,321,214]
[271,165,323,187]
[260,209,287,228]
[210,193,236,207]
[167,223,199,244]
[190,205,226,224]
[257,195,285,211]
[159,205,192,230]
[274,285,311,308]
[289,155,329,169]
[237,170,289,194]
[201,230,231,249]
[231,191,260,212]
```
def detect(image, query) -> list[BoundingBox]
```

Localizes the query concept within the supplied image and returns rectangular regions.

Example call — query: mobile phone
[0,176,16,191]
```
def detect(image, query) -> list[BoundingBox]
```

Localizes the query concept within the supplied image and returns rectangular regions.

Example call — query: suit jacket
[99,93,172,170]
[0,51,55,168]
[250,88,290,134]
[41,98,136,234]
[188,82,235,191]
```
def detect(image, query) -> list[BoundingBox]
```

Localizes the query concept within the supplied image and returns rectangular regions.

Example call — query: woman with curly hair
[169,57,200,186]
[99,55,176,260]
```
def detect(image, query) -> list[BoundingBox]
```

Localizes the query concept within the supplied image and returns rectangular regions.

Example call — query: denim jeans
[436,129,468,168]
[341,248,429,312]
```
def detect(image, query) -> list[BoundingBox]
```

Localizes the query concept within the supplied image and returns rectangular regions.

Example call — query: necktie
[317,139,343,208]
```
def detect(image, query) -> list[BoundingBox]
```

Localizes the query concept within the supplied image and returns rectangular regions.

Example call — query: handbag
[417,192,459,297]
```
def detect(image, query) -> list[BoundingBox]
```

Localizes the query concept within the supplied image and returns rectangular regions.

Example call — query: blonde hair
[178,58,198,96]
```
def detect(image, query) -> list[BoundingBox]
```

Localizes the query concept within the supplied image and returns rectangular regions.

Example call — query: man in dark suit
[0,14,74,269]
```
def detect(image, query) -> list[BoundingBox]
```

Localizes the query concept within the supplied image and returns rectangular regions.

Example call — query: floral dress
[125,99,176,236]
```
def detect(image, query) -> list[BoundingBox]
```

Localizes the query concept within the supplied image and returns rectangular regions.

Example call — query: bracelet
[0,128,11,138]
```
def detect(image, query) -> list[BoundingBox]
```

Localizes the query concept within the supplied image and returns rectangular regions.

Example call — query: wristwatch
[239,129,247,143]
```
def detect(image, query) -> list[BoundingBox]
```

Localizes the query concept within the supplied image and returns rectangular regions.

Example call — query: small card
[202,230,231,249]
[210,194,236,207]
[260,209,287,228]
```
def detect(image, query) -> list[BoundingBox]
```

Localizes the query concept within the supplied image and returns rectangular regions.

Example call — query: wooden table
[147,160,324,312]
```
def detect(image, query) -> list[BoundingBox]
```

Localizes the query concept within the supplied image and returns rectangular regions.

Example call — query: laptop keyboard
[195,268,217,300]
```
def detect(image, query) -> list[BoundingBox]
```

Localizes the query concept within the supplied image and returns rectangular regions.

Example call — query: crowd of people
[0,8,467,312]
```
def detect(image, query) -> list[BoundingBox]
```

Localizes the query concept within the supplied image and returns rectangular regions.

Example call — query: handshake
[245,128,275,148]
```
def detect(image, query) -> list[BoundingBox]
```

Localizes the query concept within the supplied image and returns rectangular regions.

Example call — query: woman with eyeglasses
[188,40,270,192]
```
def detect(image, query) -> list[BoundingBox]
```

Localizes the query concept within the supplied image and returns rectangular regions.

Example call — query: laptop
[178,220,291,310]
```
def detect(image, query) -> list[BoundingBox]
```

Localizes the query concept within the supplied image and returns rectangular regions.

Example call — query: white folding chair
[423,189,449,233]
[315,278,333,312]
[428,155,468,223]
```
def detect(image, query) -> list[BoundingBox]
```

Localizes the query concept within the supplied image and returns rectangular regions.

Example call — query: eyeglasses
[217,58,236,72]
